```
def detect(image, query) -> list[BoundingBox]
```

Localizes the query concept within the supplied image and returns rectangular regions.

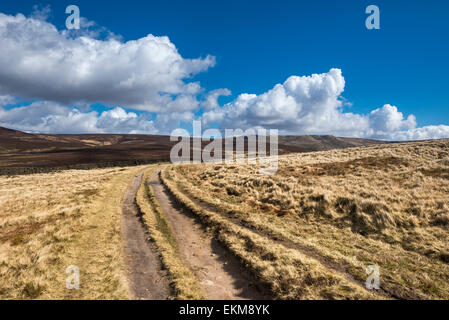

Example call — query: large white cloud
[0,12,215,112]
[203,68,352,132]
[202,69,449,141]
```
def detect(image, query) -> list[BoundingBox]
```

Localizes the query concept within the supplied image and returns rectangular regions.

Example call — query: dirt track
[149,170,268,300]
[121,169,171,300]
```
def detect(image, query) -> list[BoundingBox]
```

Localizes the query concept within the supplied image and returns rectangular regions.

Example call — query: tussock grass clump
[22,282,45,299]
[135,170,205,300]
[431,212,449,226]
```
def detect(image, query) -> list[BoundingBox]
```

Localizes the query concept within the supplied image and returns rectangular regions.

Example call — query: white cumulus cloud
[366,104,416,139]
[0,12,215,112]
[202,69,449,141]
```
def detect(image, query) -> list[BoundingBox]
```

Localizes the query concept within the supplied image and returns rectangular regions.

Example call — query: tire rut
[122,169,171,300]
[149,170,270,300]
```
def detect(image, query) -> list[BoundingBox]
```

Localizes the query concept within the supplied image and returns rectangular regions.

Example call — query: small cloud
[201,88,232,110]
[0,95,16,107]
[30,4,51,21]
[63,17,122,41]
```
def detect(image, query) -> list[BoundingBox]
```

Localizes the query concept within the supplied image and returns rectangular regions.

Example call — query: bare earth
[149,170,268,300]
[122,169,171,300]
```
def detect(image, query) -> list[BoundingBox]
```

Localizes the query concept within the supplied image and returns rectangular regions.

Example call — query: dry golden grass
[165,139,449,299]
[135,168,205,299]
[161,168,379,300]
[0,166,147,299]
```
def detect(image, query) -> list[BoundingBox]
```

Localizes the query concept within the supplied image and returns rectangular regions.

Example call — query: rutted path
[149,169,269,300]
[122,169,171,300]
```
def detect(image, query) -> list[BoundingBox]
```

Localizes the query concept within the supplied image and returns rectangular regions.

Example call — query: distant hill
[0,126,86,153]
[278,135,386,153]
[0,126,175,154]
[0,126,388,173]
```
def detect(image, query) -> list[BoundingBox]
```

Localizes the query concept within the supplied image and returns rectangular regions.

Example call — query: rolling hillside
[0,126,387,173]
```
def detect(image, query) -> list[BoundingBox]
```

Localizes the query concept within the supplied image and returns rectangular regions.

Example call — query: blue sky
[0,0,448,139]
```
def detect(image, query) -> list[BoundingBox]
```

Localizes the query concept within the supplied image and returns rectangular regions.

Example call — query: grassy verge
[0,166,146,299]
[160,167,380,300]
[135,169,205,300]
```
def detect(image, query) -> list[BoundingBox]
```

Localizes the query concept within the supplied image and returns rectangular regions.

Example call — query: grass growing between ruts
[135,168,205,300]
